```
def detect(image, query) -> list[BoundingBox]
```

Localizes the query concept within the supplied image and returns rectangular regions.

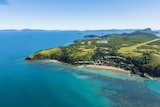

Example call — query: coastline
[84,65,131,74]
[35,59,160,80]
[46,59,132,75]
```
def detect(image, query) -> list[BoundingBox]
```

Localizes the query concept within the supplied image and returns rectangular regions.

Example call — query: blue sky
[0,0,160,30]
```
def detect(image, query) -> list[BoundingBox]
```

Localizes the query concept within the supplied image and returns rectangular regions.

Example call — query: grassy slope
[28,44,96,62]
[118,38,160,57]
[29,48,62,59]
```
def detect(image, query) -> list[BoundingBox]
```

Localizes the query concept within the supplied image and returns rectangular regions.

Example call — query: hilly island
[26,31,160,78]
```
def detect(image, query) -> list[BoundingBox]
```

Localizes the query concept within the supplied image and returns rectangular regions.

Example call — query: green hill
[26,32,160,77]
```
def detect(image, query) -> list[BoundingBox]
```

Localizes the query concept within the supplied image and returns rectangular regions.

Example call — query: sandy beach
[47,59,62,64]
[84,65,131,74]
[38,59,160,80]
[47,59,131,74]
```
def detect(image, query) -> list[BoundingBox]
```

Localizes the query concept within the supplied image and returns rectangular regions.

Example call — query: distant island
[136,28,159,34]
[84,35,100,38]
[26,31,160,78]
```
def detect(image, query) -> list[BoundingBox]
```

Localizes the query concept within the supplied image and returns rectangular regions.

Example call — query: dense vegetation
[26,32,160,77]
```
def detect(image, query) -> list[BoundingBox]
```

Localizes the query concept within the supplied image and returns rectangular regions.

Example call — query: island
[26,31,160,78]
[84,35,100,39]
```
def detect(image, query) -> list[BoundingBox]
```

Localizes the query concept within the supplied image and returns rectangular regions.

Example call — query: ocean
[0,30,160,107]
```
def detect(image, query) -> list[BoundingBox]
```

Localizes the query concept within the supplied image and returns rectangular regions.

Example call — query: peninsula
[26,31,160,77]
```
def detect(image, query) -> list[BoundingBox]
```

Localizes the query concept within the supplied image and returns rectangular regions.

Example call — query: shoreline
[45,60,136,76]
[36,59,160,80]
[84,65,131,74]
[46,60,130,74]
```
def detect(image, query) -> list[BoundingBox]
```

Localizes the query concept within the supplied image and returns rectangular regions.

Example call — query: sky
[0,0,160,30]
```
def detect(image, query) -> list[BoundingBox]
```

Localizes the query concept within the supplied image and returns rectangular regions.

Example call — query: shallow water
[0,30,160,107]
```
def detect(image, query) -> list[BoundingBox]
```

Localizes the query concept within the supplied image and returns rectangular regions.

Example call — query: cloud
[0,0,8,5]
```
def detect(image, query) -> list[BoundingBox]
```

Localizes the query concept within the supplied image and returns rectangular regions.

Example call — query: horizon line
[0,28,159,31]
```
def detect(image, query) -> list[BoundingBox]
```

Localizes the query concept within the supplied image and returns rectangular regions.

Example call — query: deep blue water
[0,30,160,107]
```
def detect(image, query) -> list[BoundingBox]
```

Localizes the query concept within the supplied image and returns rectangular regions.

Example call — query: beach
[84,65,131,74]
[45,59,160,80]
[46,59,131,74]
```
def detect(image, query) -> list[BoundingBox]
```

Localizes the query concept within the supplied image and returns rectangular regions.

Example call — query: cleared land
[118,38,160,57]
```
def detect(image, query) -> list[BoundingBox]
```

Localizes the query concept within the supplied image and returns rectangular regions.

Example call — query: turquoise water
[0,30,160,107]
